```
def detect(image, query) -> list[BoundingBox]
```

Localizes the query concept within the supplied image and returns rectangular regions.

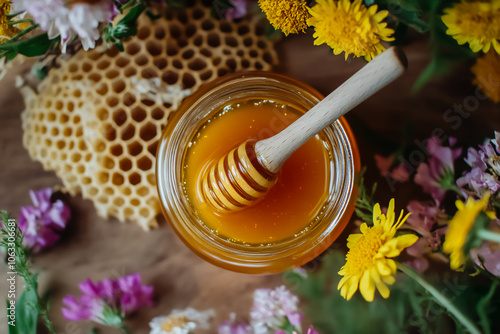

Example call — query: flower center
[161,316,190,332]
[345,226,384,275]
[455,5,500,40]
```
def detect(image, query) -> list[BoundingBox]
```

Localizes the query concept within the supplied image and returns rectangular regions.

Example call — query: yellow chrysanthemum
[258,0,310,36]
[307,0,395,61]
[442,0,500,54]
[443,193,496,270]
[472,51,500,103]
[0,0,11,37]
[338,199,418,302]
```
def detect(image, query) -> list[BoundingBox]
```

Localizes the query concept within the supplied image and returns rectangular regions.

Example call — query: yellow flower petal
[307,0,394,61]
[376,260,392,276]
[441,0,500,55]
[359,270,375,302]
[338,199,417,302]
[443,193,494,270]
[258,0,310,36]
[472,51,500,103]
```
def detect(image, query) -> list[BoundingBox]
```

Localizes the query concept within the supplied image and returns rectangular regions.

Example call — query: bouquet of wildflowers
[1,0,499,97]
[282,132,500,334]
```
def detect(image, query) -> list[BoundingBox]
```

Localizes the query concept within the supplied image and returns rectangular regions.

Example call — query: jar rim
[156,71,360,274]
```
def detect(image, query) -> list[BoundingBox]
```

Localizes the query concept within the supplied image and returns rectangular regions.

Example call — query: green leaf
[279,317,297,333]
[16,288,39,334]
[120,3,146,26]
[107,3,145,42]
[477,281,498,334]
[385,0,422,12]
[463,212,492,256]
[394,9,429,33]
[0,33,52,57]
[101,305,124,328]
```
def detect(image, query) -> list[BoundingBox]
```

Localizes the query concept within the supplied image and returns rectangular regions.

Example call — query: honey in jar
[183,99,330,245]
[156,72,360,273]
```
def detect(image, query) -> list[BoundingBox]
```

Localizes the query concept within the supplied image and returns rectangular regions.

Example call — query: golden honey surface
[183,99,331,245]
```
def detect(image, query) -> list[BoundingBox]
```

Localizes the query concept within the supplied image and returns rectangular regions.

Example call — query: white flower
[13,0,117,52]
[250,286,302,334]
[149,307,215,334]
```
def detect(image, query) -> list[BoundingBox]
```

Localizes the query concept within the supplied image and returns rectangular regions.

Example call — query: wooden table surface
[0,30,499,333]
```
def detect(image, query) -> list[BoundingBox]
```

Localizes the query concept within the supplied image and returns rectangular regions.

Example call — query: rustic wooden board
[0,31,498,333]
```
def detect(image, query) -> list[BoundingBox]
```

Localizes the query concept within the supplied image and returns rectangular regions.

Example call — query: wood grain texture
[0,30,499,334]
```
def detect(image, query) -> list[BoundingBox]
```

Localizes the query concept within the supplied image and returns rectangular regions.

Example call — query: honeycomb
[20,1,278,230]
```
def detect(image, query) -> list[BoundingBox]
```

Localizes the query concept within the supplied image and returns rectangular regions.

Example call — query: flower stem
[7,11,24,19]
[397,263,481,334]
[10,24,39,41]
[39,308,56,334]
[477,229,500,244]
[7,19,34,26]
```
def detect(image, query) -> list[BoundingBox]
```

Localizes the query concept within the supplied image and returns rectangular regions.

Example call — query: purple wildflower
[62,273,153,326]
[18,188,70,252]
[404,201,448,272]
[480,137,500,176]
[250,286,303,334]
[471,242,500,276]
[457,132,500,198]
[457,167,500,197]
[225,0,249,20]
[414,137,462,204]
[304,326,320,334]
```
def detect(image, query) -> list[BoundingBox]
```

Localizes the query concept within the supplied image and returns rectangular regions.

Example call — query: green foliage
[285,250,500,334]
[412,0,476,91]
[463,212,492,257]
[104,3,146,52]
[15,287,39,334]
[477,281,498,334]
[355,167,377,224]
[0,211,55,334]
[384,0,429,33]
[285,251,415,333]
[0,33,55,60]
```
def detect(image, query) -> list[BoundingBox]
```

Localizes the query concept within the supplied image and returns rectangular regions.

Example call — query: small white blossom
[13,0,117,52]
[250,286,303,334]
[149,307,215,334]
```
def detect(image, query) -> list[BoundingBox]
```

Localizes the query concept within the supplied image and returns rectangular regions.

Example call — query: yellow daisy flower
[443,193,496,270]
[338,199,418,302]
[307,0,395,61]
[0,0,11,38]
[472,51,500,103]
[442,0,500,54]
[258,0,310,36]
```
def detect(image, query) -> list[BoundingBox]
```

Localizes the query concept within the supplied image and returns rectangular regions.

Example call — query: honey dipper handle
[255,47,408,173]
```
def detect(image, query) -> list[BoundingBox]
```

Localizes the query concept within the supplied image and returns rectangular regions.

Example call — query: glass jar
[156,72,360,274]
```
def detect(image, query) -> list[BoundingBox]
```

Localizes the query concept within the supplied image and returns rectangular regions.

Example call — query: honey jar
[156,72,360,274]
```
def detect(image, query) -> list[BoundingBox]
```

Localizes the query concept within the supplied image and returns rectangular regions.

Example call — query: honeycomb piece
[20,2,278,230]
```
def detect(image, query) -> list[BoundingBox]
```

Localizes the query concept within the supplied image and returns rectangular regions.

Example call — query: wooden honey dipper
[200,47,408,212]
